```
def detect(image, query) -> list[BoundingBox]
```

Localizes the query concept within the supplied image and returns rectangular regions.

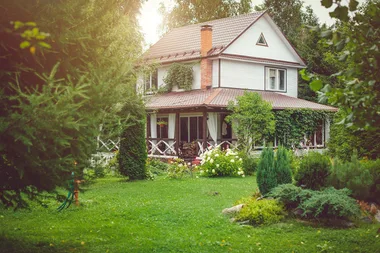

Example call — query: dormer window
[266,67,286,92]
[256,32,268,47]
[144,69,158,93]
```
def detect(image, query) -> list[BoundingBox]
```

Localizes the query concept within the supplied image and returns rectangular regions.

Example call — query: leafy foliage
[239,151,259,176]
[167,158,192,179]
[257,147,277,195]
[163,63,193,91]
[227,92,275,154]
[328,110,380,161]
[328,153,373,201]
[304,0,380,132]
[295,152,331,190]
[200,148,244,177]
[146,158,169,176]
[269,184,305,209]
[360,159,380,204]
[235,197,284,225]
[0,0,143,207]
[159,0,252,32]
[275,146,292,185]
[118,117,147,180]
[274,109,331,148]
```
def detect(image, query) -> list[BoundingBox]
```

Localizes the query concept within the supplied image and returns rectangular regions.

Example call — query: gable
[223,13,304,65]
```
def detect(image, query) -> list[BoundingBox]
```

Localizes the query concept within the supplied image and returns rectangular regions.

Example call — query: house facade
[137,11,337,159]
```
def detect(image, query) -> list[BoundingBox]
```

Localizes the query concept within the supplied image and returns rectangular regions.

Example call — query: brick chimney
[200,24,213,90]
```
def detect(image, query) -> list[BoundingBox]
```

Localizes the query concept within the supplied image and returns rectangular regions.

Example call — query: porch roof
[145,88,338,112]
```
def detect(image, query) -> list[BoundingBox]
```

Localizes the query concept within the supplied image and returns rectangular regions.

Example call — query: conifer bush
[257,147,277,195]
[118,120,147,180]
[275,146,293,185]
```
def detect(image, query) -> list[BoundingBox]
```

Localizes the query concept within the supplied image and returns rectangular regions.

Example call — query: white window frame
[265,67,286,92]
[144,70,158,94]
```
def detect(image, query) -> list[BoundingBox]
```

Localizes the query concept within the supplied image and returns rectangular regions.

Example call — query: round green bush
[118,120,147,180]
[295,152,331,190]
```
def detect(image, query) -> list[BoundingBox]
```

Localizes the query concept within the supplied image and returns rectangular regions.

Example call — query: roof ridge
[169,11,265,31]
[203,88,222,105]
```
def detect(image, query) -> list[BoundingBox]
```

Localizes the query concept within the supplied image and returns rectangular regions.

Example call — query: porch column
[202,111,207,150]
[175,112,180,156]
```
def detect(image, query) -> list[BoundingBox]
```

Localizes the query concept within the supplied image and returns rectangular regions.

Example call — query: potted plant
[157,120,167,127]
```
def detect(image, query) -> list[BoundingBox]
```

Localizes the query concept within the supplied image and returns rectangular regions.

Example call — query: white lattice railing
[97,136,120,152]
[148,138,177,158]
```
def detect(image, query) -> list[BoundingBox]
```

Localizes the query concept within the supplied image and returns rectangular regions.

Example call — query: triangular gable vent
[256,32,268,47]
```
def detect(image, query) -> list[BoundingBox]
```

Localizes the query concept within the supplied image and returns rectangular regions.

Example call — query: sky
[138,0,362,48]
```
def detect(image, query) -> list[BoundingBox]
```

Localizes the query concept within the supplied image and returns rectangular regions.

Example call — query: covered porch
[144,88,337,159]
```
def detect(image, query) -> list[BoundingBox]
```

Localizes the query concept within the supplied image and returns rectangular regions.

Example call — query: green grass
[0,176,379,252]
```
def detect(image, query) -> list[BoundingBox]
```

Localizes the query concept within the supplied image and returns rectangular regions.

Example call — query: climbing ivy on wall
[163,63,193,91]
[273,109,333,148]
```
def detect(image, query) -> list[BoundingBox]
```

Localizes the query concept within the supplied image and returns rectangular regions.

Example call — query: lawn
[0,176,379,252]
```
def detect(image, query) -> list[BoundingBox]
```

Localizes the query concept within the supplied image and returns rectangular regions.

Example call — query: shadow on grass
[0,235,82,253]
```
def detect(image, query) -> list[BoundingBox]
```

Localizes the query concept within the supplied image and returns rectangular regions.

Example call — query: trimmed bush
[300,188,360,219]
[257,147,276,195]
[118,120,147,180]
[295,152,331,190]
[235,198,284,225]
[275,146,292,185]
[328,153,373,201]
[147,158,168,176]
[200,148,244,177]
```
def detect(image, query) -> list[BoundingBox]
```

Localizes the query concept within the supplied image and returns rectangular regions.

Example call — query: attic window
[256,33,268,47]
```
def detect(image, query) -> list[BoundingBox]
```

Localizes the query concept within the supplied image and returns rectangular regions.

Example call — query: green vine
[163,63,193,91]
[273,109,334,148]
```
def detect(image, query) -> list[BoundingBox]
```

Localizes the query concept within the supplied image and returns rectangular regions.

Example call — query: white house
[137,11,337,159]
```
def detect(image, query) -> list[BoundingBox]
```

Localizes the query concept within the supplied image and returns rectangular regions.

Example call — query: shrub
[235,197,284,225]
[257,147,277,195]
[199,148,244,177]
[269,184,303,209]
[360,159,380,203]
[295,152,331,190]
[239,151,259,175]
[299,187,360,219]
[167,158,191,179]
[328,153,373,201]
[288,149,300,175]
[118,120,147,180]
[147,158,168,176]
[275,146,292,185]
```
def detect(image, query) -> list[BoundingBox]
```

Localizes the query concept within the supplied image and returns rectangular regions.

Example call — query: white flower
[200,170,204,175]
[212,169,216,174]
[188,162,191,166]
[210,159,214,164]
[216,164,220,168]
[178,164,183,167]
[215,154,219,157]
[242,174,245,178]
[231,159,235,163]
[239,158,242,161]
[235,156,239,159]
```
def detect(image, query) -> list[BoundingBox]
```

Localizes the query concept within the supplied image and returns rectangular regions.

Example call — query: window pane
[189,117,198,142]
[316,120,323,145]
[156,118,168,139]
[269,69,276,89]
[180,117,188,142]
[279,70,285,90]
[152,70,158,90]
[144,73,150,91]
[198,117,203,140]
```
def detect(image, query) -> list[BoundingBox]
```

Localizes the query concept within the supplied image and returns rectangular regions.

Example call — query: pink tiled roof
[145,88,337,112]
[143,12,265,63]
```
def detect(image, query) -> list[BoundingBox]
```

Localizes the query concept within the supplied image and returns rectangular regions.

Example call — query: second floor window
[144,69,158,92]
[266,67,286,92]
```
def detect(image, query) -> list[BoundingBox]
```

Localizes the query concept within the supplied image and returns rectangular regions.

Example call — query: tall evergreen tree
[275,146,292,185]
[257,147,277,195]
